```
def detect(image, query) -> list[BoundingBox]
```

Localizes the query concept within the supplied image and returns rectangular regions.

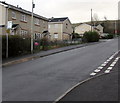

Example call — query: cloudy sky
[4,0,119,23]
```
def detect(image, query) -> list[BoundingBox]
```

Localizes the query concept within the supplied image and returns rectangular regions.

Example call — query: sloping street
[3,39,118,101]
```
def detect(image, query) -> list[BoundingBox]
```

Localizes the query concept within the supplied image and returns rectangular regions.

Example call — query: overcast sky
[3,0,119,23]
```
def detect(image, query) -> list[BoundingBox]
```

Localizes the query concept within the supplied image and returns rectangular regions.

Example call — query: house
[48,17,73,41]
[94,24,103,34]
[75,23,104,36]
[75,23,94,36]
[0,1,48,40]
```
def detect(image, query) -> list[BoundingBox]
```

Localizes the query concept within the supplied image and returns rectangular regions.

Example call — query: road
[3,39,118,101]
[59,54,119,102]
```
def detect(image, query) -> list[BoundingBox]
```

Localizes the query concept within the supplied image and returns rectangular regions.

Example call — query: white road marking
[107,59,111,62]
[104,62,108,64]
[114,59,118,62]
[101,63,106,67]
[115,57,119,60]
[110,64,115,67]
[98,67,103,70]
[112,62,117,64]
[90,72,96,76]
[107,67,113,70]
[94,69,101,73]
[105,70,110,73]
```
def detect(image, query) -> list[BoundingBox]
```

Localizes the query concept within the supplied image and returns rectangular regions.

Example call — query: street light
[91,9,93,32]
[31,0,35,54]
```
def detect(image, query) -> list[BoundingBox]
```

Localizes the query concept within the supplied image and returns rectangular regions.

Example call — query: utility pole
[91,9,93,32]
[31,0,35,54]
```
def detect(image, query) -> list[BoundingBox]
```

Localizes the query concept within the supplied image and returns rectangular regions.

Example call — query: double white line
[90,51,120,76]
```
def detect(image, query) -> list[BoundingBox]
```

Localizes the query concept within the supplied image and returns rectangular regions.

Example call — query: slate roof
[0,1,48,21]
[49,17,68,22]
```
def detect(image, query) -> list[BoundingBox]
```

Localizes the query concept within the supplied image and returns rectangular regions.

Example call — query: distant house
[0,1,48,40]
[75,23,94,36]
[48,17,73,41]
[75,23,104,36]
[94,24,103,34]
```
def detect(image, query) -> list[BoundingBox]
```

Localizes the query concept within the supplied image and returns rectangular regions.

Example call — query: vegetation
[82,31,99,42]
[101,34,114,39]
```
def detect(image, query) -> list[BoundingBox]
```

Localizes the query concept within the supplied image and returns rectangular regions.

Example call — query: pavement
[2,38,118,101]
[2,41,105,67]
[58,53,120,102]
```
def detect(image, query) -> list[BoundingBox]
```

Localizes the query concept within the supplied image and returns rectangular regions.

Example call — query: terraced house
[48,17,73,41]
[0,1,48,40]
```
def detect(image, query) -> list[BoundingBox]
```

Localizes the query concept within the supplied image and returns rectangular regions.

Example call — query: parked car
[100,33,109,38]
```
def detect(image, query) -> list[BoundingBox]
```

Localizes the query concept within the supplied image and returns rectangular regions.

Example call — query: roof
[0,1,48,21]
[49,17,68,22]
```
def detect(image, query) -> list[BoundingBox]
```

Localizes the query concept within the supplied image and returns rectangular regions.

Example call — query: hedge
[82,31,99,42]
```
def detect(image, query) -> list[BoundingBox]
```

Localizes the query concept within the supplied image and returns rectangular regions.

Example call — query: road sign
[7,21,12,29]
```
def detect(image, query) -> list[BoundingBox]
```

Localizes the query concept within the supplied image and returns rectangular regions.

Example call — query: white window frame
[12,11,16,19]
[20,14,27,22]
[20,30,28,36]
[48,25,51,29]
[34,33,41,39]
[54,34,58,39]
[35,18,40,25]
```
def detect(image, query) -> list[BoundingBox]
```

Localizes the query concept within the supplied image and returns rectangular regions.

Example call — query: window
[54,34,58,39]
[35,18,40,25]
[48,25,50,28]
[20,14,27,22]
[34,33,41,39]
[20,30,28,36]
[12,12,16,19]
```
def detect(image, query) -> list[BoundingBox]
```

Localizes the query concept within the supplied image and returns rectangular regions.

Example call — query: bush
[2,35,31,58]
[106,34,114,39]
[101,34,114,39]
[82,31,99,42]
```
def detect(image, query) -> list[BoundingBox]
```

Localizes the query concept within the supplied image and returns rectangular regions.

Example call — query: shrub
[82,31,99,42]
[106,34,114,39]
[101,34,114,39]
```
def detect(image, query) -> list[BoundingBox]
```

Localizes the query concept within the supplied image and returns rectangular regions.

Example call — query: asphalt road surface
[3,39,118,101]
[59,55,119,102]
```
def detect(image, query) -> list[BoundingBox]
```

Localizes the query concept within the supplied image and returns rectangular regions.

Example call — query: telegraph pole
[31,0,35,54]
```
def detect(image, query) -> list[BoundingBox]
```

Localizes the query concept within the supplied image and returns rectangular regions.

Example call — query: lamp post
[31,0,35,54]
[6,6,9,58]
[91,9,93,32]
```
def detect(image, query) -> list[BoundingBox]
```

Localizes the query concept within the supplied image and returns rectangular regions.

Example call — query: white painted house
[75,23,94,36]
[75,23,104,36]
[94,24,104,34]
